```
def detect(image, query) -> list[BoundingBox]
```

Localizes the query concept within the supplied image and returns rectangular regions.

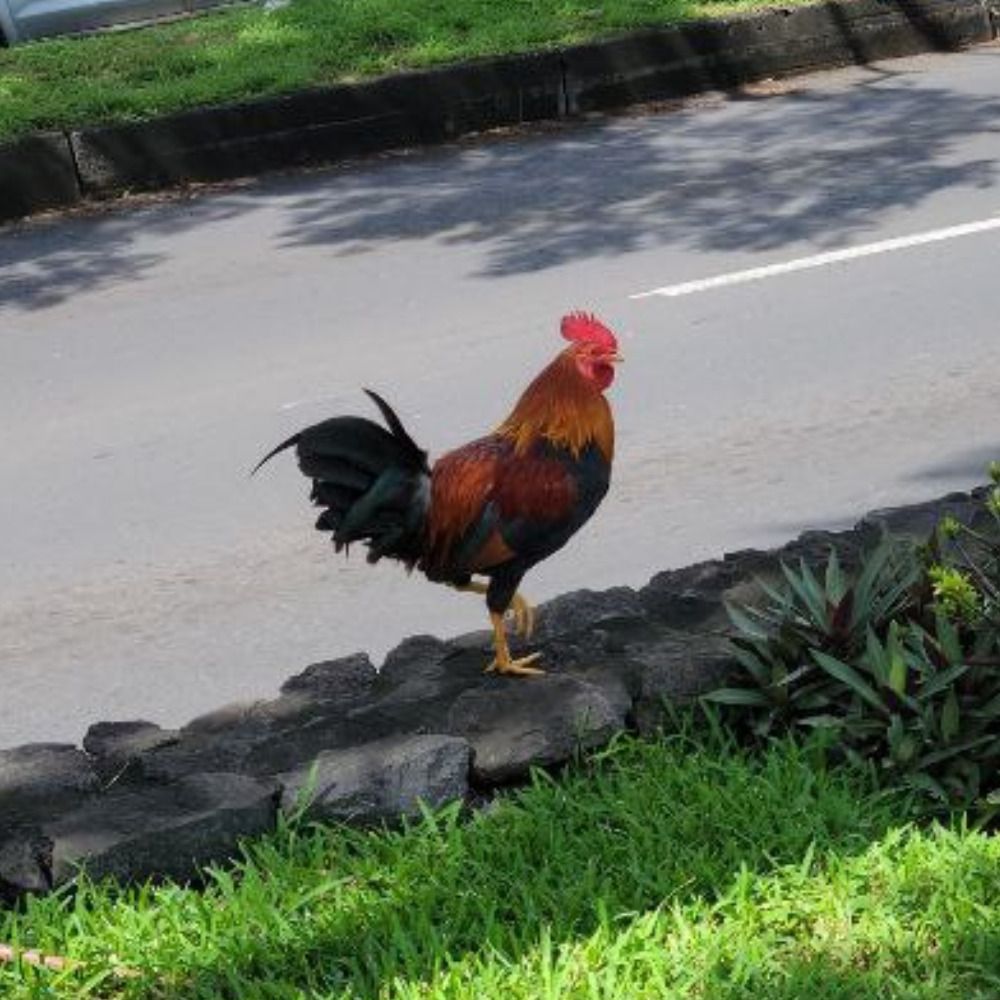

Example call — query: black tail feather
[250,432,301,476]
[300,454,372,492]
[259,389,430,568]
[363,388,427,470]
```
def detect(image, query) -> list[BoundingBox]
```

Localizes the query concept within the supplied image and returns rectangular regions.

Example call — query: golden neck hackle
[495,350,614,462]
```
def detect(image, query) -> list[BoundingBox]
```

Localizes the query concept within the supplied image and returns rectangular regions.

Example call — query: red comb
[560,312,618,351]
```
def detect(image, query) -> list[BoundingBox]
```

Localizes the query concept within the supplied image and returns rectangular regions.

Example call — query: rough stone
[530,587,654,678]
[447,674,627,784]
[377,634,467,690]
[279,734,470,823]
[46,772,278,886]
[346,636,493,739]
[0,831,51,901]
[279,652,377,701]
[639,555,772,631]
[240,701,371,776]
[560,663,636,723]
[131,724,264,783]
[137,675,377,781]
[83,721,180,783]
[640,558,729,628]
[773,530,865,580]
[628,631,739,735]
[534,587,647,641]
[0,744,100,830]
[639,528,869,634]
[858,491,983,544]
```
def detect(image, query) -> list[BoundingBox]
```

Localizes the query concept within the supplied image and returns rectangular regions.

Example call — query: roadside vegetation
[3,730,1000,998]
[711,465,1000,825]
[0,0,816,142]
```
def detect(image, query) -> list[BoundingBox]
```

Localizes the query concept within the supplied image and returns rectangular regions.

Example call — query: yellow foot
[486,652,544,677]
[487,608,543,677]
[506,592,536,639]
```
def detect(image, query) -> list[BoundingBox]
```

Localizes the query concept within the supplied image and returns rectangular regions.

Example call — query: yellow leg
[452,581,536,638]
[486,612,543,677]
[508,592,536,639]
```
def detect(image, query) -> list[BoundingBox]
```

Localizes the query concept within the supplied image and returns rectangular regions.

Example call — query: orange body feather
[424,348,614,576]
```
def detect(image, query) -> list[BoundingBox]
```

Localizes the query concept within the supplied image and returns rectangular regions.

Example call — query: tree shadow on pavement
[907,445,1000,485]
[0,192,259,313]
[1,50,997,311]
[277,66,999,277]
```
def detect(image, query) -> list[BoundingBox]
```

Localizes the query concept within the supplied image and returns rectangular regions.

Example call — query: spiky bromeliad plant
[708,490,1000,821]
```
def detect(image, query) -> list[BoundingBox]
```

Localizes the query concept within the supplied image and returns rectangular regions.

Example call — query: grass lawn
[2,729,999,998]
[0,0,818,143]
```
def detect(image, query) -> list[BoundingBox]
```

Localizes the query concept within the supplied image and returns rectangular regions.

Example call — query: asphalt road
[3,46,1000,749]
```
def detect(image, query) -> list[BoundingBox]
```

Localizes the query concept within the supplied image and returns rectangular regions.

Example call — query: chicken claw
[486,651,544,677]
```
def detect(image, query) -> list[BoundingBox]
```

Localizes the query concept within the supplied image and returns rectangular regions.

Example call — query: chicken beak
[609,352,624,364]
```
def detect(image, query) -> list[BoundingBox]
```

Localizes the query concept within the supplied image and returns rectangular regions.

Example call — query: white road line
[630,215,1000,300]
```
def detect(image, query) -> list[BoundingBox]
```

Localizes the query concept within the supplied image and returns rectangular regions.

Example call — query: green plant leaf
[851,537,891,630]
[940,689,960,743]
[918,664,970,702]
[865,626,889,686]
[756,575,790,607]
[725,603,770,641]
[782,560,826,628]
[860,537,920,629]
[825,548,846,605]
[888,650,908,696]
[797,714,843,729]
[971,690,1000,718]
[917,735,996,768]
[895,734,917,764]
[934,610,964,664]
[811,650,889,714]
[904,771,949,802]
[775,664,814,689]
[702,688,771,707]
[728,642,773,686]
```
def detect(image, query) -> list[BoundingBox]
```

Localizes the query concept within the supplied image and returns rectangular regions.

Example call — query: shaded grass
[0,0,817,142]
[2,730,999,997]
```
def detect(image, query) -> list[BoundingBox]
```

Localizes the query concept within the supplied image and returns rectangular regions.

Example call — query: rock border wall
[0,487,988,901]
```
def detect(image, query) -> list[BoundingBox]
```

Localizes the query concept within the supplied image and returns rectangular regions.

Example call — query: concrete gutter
[0,0,995,224]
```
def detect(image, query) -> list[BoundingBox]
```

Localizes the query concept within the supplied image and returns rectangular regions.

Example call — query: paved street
[2,46,999,748]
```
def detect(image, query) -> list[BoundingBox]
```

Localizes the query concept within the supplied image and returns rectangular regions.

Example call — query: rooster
[254,312,621,676]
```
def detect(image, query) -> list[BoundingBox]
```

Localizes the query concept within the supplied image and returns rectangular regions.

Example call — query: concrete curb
[0,0,994,223]
[0,133,82,220]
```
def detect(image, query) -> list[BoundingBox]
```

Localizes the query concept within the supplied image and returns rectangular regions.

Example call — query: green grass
[2,729,999,998]
[0,0,817,142]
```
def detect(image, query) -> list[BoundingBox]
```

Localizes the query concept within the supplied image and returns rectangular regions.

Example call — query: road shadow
[0,192,259,313]
[1,50,997,309]
[907,445,1000,484]
[277,65,999,276]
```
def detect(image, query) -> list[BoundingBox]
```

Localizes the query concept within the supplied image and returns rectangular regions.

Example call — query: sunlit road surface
[2,45,999,747]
